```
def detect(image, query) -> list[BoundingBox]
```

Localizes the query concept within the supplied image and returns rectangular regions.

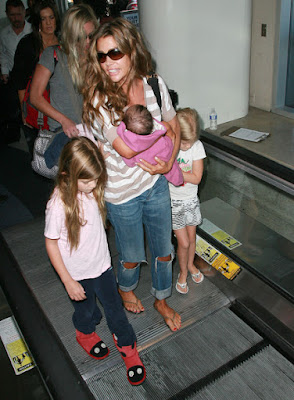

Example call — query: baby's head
[123,105,154,135]
[177,108,199,150]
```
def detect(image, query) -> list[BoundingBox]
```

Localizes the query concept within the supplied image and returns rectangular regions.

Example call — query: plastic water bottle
[209,108,217,130]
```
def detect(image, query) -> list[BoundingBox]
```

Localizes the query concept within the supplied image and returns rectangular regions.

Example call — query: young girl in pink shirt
[44,137,146,386]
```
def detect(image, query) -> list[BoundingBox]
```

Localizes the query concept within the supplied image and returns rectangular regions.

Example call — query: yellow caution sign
[0,317,35,375]
[196,235,241,280]
[7,339,34,374]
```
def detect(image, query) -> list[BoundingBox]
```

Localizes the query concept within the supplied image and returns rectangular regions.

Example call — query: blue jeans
[106,176,174,300]
[72,267,136,347]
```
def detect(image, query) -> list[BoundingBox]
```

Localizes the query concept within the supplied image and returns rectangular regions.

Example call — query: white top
[169,140,206,200]
[90,75,176,205]
[44,189,111,281]
[0,21,32,75]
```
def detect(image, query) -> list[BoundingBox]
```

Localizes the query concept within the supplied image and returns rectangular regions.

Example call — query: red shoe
[76,330,109,360]
[113,334,146,385]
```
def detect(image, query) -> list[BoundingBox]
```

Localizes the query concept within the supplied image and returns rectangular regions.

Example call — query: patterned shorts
[171,195,202,230]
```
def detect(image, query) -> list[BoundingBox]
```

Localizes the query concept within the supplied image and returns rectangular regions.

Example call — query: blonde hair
[61,4,98,90]
[177,108,200,144]
[83,17,153,130]
[55,137,107,252]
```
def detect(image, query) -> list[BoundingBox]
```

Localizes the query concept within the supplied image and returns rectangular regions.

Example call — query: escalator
[0,129,293,399]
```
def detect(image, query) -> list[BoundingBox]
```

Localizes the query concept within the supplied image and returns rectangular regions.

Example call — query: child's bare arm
[183,159,204,185]
[45,238,86,301]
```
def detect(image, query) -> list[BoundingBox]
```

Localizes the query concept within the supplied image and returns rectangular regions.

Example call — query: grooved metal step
[1,218,230,379]
[189,345,294,400]
[86,307,263,399]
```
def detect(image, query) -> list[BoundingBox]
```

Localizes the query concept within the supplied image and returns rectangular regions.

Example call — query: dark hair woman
[11,0,60,155]
[83,18,182,332]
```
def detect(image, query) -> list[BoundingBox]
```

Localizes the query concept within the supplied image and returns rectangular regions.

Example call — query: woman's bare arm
[30,64,79,137]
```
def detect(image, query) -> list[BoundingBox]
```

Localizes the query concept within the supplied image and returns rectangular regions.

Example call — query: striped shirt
[90,75,176,205]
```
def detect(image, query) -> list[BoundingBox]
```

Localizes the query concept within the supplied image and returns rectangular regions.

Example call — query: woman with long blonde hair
[30,4,98,140]
[83,18,182,332]
[45,137,146,386]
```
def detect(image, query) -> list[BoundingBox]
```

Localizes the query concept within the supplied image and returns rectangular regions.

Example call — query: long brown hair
[83,17,153,130]
[31,0,60,54]
[55,137,107,252]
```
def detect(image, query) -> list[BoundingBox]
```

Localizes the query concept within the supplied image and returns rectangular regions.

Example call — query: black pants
[0,80,21,145]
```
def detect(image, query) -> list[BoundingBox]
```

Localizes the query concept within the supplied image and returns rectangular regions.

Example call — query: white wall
[139,0,251,128]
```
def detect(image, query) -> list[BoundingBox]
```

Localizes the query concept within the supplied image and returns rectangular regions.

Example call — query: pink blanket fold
[117,120,183,186]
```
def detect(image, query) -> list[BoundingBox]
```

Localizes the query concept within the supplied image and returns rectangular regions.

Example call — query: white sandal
[175,275,189,294]
[191,270,204,284]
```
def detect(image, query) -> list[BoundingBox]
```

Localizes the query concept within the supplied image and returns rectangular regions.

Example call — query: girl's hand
[64,279,86,301]
[138,157,171,175]
[60,116,79,138]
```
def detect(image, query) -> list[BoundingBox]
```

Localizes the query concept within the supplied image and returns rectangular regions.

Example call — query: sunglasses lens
[97,53,107,63]
[98,49,124,63]
[109,49,124,60]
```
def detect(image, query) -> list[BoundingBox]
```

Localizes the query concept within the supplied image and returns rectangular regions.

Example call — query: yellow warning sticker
[200,218,242,250]
[211,230,241,250]
[196,235,241,280]
[6,339,34,374]
[0,317,34,375]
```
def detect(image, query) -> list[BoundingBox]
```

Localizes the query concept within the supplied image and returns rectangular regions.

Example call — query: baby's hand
[65,279,86,301]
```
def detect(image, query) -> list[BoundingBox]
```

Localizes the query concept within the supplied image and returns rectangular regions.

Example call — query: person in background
[11,0,60,156]
[25,0,36,23]
[29,4,98,145]
[169,108,206,294]
[0,0,32,145]
[0,0,32,83]
[45,137,146,386]
[83,18,182,332]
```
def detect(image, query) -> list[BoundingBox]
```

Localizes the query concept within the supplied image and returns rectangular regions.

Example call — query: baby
[117,105,183,186]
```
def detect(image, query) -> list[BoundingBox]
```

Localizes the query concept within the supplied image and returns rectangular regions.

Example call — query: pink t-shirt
[44,189,111,281]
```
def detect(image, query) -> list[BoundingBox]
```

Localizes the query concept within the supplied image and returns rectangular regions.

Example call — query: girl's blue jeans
[72,267,136,347]
[106,175,174,300]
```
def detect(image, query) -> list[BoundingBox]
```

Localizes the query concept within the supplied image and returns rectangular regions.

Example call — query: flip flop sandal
[191,270,204,284]
[76,330,109,360]
[153,304,180,332]
[113,334,146,386]
[175,279,189,294]
[122,299,144,314]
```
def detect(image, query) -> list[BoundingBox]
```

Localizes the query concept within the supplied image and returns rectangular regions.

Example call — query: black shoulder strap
[147,72,162,110]
[147,72,179,111]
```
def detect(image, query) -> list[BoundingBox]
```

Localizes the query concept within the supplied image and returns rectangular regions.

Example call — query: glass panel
[198,153,294,299]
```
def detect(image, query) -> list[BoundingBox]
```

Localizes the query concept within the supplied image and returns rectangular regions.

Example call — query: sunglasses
[97,48,125,63]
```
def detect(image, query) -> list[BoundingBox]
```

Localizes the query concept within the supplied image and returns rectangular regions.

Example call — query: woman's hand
[138,156,172,175]
[60,116,79,138]
[30,64,79,135]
